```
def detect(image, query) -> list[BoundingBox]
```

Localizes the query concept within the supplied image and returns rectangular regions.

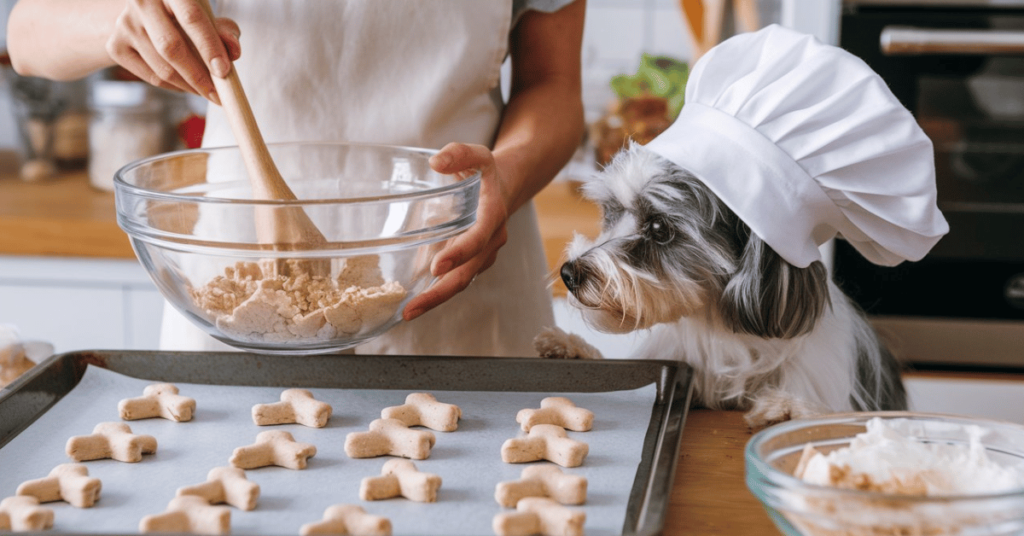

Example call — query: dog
[534,143,908,428]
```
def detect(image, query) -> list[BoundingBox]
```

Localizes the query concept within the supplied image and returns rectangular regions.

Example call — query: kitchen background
[2,0,1022,423]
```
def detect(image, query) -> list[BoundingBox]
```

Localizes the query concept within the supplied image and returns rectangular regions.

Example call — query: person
[7,0,585,357]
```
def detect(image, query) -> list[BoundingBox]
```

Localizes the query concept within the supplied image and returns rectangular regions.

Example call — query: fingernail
[211,57,229,78]
[207,91,221,106]
[433,153,453,170]
[433,260,452,277]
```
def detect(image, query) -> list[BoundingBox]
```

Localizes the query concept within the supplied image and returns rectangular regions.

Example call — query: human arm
[7,0,239,101]
[403,0,586,321]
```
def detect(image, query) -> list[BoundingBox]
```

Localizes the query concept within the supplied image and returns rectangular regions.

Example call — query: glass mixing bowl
[746,412,1024,536]
[115,142,479,354]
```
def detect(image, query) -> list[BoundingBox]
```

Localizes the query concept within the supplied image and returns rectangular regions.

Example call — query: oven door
[836,3,1024,368]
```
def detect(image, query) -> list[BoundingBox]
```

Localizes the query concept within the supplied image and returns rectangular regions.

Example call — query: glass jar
[88,81,166,191]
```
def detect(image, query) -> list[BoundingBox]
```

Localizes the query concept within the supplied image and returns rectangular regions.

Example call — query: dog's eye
[646,216,675,244]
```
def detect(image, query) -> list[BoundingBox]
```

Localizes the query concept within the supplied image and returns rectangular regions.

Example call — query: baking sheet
[0,352,691,536]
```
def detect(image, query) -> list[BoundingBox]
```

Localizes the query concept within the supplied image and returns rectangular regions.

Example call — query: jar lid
[90,80,163,113]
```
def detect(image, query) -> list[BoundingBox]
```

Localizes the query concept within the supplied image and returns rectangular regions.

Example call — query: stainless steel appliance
[836,0,1024,368]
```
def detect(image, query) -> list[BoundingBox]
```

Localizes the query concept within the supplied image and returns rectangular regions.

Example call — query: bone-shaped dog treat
[492,497,585,536]
[177,467,260,511]
[16,463,102,508]
[494,465,587,507]
[345,418,435,460]
[66,422,157,463]
[0,496,54,532]
[139,495,230,535]
[119,383,196,422]
[501,424,588,468]
[516,397,593,432]
[360,459,442,503]
[0,342,35,388]
[300,504,392,536]
[381,393,461,432]
[252,389,332,428]
[229,430,316,470]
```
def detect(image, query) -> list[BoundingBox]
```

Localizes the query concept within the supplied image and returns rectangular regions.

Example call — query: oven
[835,0,1024,369]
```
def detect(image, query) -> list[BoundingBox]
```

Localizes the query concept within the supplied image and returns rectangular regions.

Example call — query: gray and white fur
[535,143,907,428]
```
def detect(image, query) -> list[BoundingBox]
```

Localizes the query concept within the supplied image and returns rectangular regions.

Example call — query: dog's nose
[561,261,585,293]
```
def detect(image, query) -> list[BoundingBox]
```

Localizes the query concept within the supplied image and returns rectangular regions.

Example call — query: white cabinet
[0,255,164,353]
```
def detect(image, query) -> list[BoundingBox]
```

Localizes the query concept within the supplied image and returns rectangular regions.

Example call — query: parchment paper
[0,365,659,535]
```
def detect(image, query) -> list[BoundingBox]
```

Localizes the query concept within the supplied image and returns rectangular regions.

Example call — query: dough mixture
[189,255,407,343]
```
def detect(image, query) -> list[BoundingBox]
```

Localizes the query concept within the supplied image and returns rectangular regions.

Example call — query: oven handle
[880,26,1024,56]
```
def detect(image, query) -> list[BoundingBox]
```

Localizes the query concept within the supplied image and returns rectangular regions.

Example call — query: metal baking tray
[0,351,693,536]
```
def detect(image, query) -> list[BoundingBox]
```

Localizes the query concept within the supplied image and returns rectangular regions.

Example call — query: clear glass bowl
[115,142,479,354]
[746,412,1024,536]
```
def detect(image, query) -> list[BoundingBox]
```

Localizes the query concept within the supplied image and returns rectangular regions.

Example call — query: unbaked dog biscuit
[66,422,157,463]
[516,397,593,432]
[345,418,435,460]
[16,463,102,508]
[0,339,35,389]
[230,430,317,470]
[139,495,230,535]
[0,496,54,532]
[501,424,588,468]
[381,393,461,432]
[119,383,196,422]
[252,389,332,428]
[495,465,587,507]
[492,497,585,536]
[177,467,260,511]
[300,504,392,536]
[360,459,442,503]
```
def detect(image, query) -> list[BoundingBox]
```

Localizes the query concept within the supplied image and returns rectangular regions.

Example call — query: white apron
[160,0,555,357]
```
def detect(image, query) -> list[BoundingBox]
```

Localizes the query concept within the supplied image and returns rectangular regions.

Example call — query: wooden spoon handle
[194,0,292,200]
[212,70,296,201]
[194,0,327,250]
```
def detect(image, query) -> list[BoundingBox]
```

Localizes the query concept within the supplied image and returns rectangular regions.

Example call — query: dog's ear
[720,228,830,339]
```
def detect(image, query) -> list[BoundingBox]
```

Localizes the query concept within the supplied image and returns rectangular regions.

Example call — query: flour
[190,256,407,344]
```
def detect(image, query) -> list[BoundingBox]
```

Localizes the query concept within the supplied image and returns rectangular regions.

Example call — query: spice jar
[88,81,166,191]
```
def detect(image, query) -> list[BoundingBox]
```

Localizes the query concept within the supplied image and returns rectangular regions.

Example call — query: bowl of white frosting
[746,412,1024,536]
[114,142,479,354]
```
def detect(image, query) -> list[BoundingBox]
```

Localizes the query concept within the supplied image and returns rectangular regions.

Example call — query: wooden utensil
[196,0,329,277]
[680,0,730,61]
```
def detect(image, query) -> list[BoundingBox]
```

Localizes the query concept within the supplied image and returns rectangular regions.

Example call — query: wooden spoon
[196,0,329,277]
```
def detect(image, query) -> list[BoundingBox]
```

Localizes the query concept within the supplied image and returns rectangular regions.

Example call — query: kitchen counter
[0,170,134,258]
[668,409,778,535]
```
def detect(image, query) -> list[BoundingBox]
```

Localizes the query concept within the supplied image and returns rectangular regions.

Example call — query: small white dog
[535,144,907,428]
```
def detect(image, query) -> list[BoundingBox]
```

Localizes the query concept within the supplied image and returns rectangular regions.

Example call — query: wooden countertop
[668,409,778,535]
[0,170,135,259]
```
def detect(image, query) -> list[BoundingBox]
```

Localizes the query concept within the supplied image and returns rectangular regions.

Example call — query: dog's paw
[533,326,604,360]
[743,388,824,430]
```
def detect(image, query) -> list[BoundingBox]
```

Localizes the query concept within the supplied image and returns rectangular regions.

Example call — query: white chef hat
[644,24,948,268]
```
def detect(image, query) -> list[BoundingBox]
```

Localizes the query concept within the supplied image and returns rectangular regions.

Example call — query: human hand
[106,0,241,103]
[403,143,512,321]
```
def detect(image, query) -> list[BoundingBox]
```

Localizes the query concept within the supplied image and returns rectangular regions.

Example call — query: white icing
[800,417,1024,495]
